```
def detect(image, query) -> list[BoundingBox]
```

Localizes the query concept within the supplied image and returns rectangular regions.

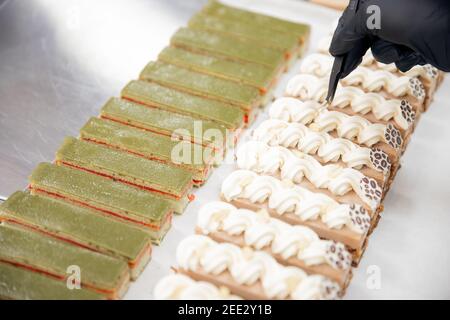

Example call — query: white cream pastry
[295,59,426,102]
[221,170,372,234]
[252,118,391,175]
[197,201,353,271]
[153,274,242,300]
[269,97,320,125]
[269,97,403,151]
[176,235,341,300]
[286,75,328,102]
[300,53,336,78]
[362,51,440,83]
[236,141,383,209]
[317,35,440,84]
[286,72,416,130]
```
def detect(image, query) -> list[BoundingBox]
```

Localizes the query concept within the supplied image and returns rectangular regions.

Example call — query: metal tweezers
[325,0,359,105]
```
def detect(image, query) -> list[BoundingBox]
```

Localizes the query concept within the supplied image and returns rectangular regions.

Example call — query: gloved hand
[329,0,450,78]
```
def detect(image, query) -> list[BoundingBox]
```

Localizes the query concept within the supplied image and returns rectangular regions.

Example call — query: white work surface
[126,0,450,300]
[0,0,448,299]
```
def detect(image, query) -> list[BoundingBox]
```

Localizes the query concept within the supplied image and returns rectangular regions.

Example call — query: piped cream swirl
[236,141,382,209]
[294,60,425,101]
[268,97,402,150]
[253,118,391,175]
[286,72,416,130]
[176,235,340,300]
[153,274,242,300]
[197,201,353,271]
[221,170,372,234]
[344,66,424,100]
[317,35,439,83]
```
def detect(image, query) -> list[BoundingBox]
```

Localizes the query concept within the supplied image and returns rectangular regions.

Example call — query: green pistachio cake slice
[140,61,261,111]
[122,80,245,128]
[158,47,275,94]
[79,118,214,185]
[0,192,153,277]
[188,13,299,57]
[101,97,229,151]
[29,163,174,241]
[0,261,104,300]
[171,28,285,70]
[0,222,129,299]
[56,137,194,213]
[202,1,311,42]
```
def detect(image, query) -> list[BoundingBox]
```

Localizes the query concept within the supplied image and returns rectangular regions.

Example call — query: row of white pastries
[153,29,443,300]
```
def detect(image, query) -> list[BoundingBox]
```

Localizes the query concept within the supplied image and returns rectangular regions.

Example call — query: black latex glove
[329,0,450,79]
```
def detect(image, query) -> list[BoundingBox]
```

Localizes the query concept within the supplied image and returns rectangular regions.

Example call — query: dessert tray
[0,0,449,300]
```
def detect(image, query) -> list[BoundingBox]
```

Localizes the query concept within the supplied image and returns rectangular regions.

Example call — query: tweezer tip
[319,100,329,111]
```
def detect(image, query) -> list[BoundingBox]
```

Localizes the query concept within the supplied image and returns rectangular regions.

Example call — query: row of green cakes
[0,192,153,299]
[135,0,310,126]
